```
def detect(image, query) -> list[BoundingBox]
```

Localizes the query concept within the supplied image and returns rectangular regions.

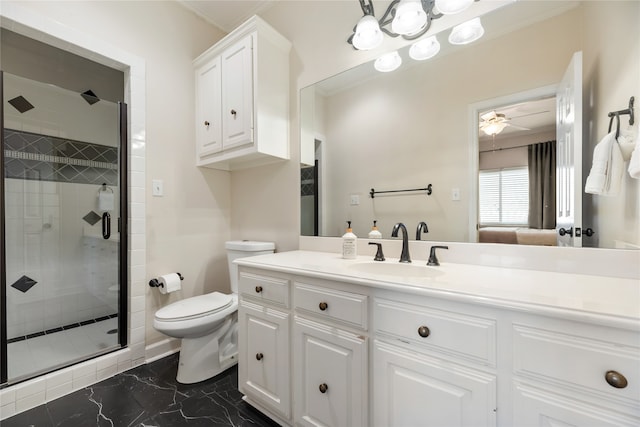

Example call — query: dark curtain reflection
[528,140,556,229]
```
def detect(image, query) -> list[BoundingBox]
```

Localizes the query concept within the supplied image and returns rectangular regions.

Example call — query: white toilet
[153,240,275,384]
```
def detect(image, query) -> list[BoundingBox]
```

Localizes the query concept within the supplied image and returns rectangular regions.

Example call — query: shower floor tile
[7,318,119,380]
[3,353,280,427]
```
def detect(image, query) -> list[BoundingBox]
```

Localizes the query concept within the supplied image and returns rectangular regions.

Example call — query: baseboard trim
[145,338,180,363]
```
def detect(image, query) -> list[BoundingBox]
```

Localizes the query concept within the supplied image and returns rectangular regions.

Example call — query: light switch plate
[152,179,164,197]
[350,194,360,206]
[451,188,460,201]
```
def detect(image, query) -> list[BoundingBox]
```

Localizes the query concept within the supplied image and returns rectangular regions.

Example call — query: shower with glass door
[1,37,128,385]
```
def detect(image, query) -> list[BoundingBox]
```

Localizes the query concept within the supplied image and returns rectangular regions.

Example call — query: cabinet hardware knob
[319,302,328,311]
[231,109,237,117]
[255,286,263,293]
[256,353,264,361]
[417,326,430,338]
[319,383,328,393]
[204,121,210,127]
[605,370,628,388]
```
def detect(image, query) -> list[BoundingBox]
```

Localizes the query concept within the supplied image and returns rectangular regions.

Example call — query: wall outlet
[451,188,460,201]
[152,179,164,197]
[350,194,360,206]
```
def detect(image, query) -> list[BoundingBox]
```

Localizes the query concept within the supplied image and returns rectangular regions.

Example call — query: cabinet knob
[417,326,430,338]
[319,383,328,393]
[256,353,264,361]
[204,121,210,127]
[319,302,328,311]
[255,286,263,293]
[231,109,237,118]
[605,370,628,389]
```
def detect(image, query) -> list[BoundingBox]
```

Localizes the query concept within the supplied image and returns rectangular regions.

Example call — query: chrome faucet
[416,221,429,240]
[391,223,411,263]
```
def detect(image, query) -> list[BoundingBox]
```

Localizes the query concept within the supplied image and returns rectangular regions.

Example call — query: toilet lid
[155,292,233,321]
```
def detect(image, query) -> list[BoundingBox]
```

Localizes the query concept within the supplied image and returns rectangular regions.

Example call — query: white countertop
[236,250,640,328]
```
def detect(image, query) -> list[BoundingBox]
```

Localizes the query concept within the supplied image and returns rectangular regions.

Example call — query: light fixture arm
[359,0,375,16]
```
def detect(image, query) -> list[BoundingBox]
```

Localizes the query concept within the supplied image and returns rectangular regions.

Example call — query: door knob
[256,353,264,361]
[418,326,430,338]
[319,302,328,311]
[605,370,627,388]
[318,383,328,393]
[255,286,263,293]
[558,227,573,237]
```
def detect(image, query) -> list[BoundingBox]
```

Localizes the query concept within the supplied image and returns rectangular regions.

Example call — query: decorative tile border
[3,129,118,185]
[6,313,118,343]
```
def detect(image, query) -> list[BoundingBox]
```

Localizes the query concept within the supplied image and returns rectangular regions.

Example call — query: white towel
[98,191,115,211]
[584,131,624,196]
[628,132,640,179]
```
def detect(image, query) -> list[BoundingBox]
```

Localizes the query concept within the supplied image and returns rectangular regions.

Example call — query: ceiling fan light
[448,17,484,45]
[374,51,402,72]
[353,15,384,50]
[409,36,441,61]
[392,0,428,36]
[482,122,507,136]
[435,0,474,15]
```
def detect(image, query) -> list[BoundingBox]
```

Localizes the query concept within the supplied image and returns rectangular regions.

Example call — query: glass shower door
[1,72,127,384]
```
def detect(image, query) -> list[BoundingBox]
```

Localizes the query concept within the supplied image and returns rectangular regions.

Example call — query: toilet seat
[155,292,233,322]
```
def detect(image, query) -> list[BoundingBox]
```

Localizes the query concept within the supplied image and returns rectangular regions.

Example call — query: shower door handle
[102,212,111,240]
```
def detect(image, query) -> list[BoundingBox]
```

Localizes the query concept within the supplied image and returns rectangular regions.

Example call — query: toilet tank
[226,241,275,293]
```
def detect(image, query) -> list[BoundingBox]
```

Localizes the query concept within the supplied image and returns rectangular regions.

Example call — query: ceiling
[177,0,276,33]
[479,97,557,142]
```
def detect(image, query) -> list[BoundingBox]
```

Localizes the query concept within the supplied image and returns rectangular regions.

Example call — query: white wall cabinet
[236,263,639,427]
[194,16,291,170]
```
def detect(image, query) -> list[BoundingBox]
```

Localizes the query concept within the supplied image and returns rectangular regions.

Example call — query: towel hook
[608,112,621,139]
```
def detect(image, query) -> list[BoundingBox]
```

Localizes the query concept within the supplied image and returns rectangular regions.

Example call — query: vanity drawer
[294,282,368,330]
[239,271,290,308]
[374,298,496,366]
[513,323,640,403]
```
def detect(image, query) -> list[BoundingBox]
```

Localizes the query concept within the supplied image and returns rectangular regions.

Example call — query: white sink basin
[348,262,444,279]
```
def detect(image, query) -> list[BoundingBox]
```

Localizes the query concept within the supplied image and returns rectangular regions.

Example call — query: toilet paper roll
[158,273,182,294]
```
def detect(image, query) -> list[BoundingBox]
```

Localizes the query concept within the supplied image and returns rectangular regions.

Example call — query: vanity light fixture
[374,51,403,72]
[348,0,477,50]
[409,35,441,60]
[448,17,484,45]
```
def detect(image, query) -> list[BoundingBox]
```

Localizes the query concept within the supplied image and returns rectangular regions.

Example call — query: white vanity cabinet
[372,294,498,427]
[293,280,369,427]
[194,15,291,170]
[235,251,639,427]
[237,270,292,423]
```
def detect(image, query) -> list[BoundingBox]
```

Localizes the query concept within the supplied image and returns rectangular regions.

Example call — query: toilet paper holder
[149,272,184,288]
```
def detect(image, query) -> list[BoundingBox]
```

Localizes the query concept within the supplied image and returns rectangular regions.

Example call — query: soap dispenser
[368,220,382,239]
[342,221,358,259]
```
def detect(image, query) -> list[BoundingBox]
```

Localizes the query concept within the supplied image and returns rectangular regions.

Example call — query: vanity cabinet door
[513,381,639,427]
[238,299,290,420]
[373,340,496,427]
[294,316,368,427]
[221,34,253,150]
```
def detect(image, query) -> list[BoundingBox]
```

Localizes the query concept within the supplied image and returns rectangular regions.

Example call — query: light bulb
[392,0,427,36]
[353,15,384,50]
[374,51,402,72]
[409,36,440,60]
[435,0,474,15]
[448,17,484,45]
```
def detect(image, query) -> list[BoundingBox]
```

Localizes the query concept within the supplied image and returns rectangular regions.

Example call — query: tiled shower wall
[4,74,121,339]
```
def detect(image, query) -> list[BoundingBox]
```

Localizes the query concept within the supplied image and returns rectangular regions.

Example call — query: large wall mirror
[300,0,639,250]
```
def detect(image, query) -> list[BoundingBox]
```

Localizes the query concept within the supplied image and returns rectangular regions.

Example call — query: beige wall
[582,1,640,248]
[8,0,229,345]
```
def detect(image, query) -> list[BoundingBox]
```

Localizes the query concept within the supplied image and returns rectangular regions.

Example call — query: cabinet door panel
[294,317,367,427]
[222,34,253,150]
[195,57,222,157]
[238,301,290,419]
[513,381,639,427]
[374,340,496,427]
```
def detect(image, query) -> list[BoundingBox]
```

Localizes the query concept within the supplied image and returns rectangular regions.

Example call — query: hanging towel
[627,132,640,179]
[584,131,624,196]
[98,190,115,211]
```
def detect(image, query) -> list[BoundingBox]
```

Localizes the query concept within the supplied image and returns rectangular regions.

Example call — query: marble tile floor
[3,353,280,426]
